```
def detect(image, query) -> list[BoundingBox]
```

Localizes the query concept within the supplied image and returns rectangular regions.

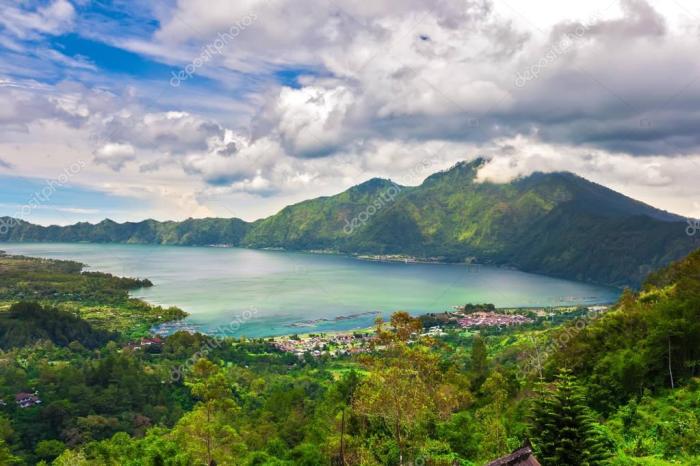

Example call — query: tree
[334,370,360,465]
[470,333,488,391]
[354,319,464,466]
[35,439,66,462]
[0,439,20,465]
[388,312,423,342]
[373,312,422,346]
[354,364,431,465]
[530,370,610,466]
[52,449,92,466]
[0,415,16,446]
[290,442,325,465]
[476,371,509,460]
[174,358,245,465]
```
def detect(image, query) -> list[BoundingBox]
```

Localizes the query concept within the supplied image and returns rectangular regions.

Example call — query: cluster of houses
[0,391,42,409]
[357,254,448,264]
[456,311,534,329]
[123,336,164,351]
[273,325,453,358]
[273,332,373,358]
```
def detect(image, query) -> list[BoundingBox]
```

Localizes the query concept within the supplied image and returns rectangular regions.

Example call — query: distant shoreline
[0,241,629,288]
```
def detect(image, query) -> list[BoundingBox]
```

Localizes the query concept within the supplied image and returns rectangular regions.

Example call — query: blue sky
[1,0,700,225]
[52,34,170,78]
[0,174,143,225]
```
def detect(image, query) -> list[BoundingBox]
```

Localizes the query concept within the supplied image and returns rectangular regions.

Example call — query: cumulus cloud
[0,79,120,131]
[94,143,136,171]
[182,136,285,187]
[102,111,225,155]
[259,85,357,157]
[551,0,667,40]
[129,0,699,162]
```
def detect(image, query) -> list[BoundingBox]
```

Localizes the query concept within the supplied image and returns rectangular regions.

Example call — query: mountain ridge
[1,160,695,287]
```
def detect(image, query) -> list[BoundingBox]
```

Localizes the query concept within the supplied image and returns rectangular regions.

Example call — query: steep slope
[552,247,700,411]
[243,178,403,249]
[506,203,691,286]
[241,160,693,285]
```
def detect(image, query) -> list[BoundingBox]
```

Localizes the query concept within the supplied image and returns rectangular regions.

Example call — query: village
[124,303,605,362]
[456,311,534,328]
[272,331,374,358]
[270,304,608,358]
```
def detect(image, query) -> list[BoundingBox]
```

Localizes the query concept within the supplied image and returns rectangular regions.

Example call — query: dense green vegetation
[0,251,151,306]
[2,160,695,286]
[547,249,700,414]
[0,252,186,337]
[1,245,700,464]
[530,370,611,465]
[0,218,250,248]
[0,302,116,350]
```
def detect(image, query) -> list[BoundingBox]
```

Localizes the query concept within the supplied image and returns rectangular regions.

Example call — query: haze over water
[1,243,620,337]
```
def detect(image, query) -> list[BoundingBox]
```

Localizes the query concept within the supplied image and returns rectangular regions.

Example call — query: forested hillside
[1,248,700,464]
[0,302,116,350]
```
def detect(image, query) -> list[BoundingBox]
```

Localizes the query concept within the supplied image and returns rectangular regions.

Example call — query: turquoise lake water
[0,243,620,337]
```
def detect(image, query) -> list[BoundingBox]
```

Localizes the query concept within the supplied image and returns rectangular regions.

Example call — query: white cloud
[264,85,357,157]
[103,111,225,155]
[0,0,75,39]
[94,143,136,171]
[474,135,700,217]
[128,0,697,160]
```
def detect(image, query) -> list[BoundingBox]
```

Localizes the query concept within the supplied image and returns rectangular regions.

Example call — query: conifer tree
[530,370,609,466]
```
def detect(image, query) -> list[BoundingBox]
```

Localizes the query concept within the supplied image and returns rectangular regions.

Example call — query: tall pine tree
[530,370,609,466]
[470,333,488,391]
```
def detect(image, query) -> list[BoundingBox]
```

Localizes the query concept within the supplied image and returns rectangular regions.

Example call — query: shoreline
[152,302,616,340]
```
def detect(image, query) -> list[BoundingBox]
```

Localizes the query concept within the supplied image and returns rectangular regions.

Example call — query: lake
[0,243,620,337]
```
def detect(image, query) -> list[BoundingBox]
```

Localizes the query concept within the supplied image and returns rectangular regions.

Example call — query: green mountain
[0,216,250,246]
[1,159,695,286]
